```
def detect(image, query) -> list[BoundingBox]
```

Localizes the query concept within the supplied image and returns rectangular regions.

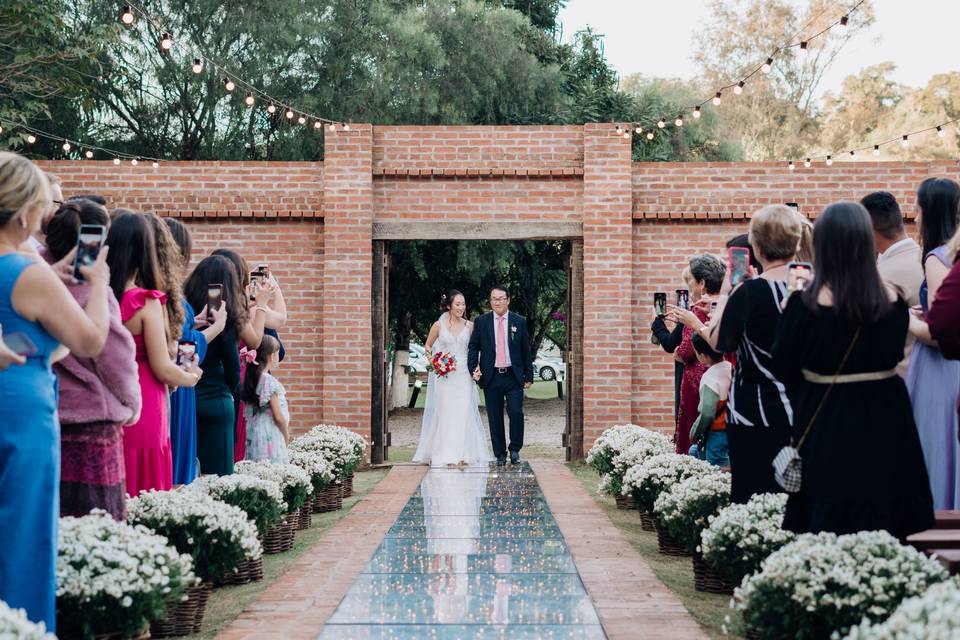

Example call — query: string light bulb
[245,93,255,106]
[62,142,71,152]
[267,104,276,114]
[761,57,774,74]
[937,126,946,138]
[734,81,744,95]
[120,5,134,25]
[901,134,910,147]
[343,124,350,131]
[623,131,631,140]
[285,110,295,120]
[849,150,856,158]
[152,161,159,168]
[839,15,849,29]
[693,106,701,119]
[159,33,173,53]
[712,92,722,106]
[223,78,235,92]
[297,115,306,125]
[131,158,138,166]
[646,131,654,140]
[328,123,336,132]
[634,125,642,134]
[788,160,795,170]
[113,158,121,165]
[826,155,833,166]
[656,118,666,129]
[799,41,808,55]
[0,125,3,134]
[674,115,684,127]
[314,120,323,129]
[804,158,811,168]
[84,150,93,159]
[192,58,203,74]
[873,145,881,156]
[26,134,36,144]
[615,124,622,135]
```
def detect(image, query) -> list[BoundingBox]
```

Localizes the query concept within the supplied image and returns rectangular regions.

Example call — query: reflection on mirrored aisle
[318,462,606,639]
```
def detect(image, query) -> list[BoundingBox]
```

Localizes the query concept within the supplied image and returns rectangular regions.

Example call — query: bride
[412,290,493,467]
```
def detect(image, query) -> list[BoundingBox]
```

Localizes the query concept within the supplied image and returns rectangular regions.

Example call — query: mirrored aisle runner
[318,462,606,639]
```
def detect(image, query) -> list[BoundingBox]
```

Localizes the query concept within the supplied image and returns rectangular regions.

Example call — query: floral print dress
[244,372,289,463]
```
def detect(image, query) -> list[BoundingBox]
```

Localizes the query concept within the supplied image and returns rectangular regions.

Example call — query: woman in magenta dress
[667,254,727,455]
[106,212,201,496]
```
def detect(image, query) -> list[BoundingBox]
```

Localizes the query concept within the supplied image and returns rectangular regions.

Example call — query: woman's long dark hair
[45,199,110,263]
[918,177,960,259]
[801,201,892,324]
[183,255,247,334]
[211,248,251,290]
[164,217,192,266]
[241,334,280,409]
[105,212,163,304]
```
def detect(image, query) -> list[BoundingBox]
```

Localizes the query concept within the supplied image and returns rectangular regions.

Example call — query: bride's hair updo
[441,289,464,311]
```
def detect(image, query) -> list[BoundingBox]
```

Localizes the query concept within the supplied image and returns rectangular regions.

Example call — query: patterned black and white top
[716,278,793,430]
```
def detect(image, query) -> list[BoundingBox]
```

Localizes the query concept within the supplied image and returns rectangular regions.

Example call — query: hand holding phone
[73,225,107,281]
[0,325,29,369]
[729,247,751,287]
[653,293,667,317]
[207,284,223,324]
[675,289,690,311]
[787,262,813,294]
[176,341,197,370]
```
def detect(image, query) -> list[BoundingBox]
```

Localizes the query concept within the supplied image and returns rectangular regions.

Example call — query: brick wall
[39,131,960,452]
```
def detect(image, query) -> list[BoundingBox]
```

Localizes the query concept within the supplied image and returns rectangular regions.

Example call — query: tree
[692,0,875,160]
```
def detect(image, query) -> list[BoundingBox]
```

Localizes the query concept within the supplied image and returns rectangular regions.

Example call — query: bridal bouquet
[430,351,457,378]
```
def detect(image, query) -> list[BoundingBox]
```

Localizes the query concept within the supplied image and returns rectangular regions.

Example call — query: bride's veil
[419,312,447,446]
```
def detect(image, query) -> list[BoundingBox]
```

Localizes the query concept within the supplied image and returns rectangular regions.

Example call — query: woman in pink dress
[106,212,201,496]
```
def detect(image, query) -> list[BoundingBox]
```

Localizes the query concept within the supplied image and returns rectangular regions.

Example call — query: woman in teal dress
[0,152,111,631]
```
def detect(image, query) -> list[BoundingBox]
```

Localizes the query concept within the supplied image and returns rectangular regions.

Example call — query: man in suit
[861,191,924,378]
[468,284,534,466]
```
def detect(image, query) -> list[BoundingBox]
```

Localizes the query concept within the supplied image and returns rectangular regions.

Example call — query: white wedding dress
[413,313,493,466]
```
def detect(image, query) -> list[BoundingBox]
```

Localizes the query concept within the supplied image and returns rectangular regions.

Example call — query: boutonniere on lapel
[510,325,517,342]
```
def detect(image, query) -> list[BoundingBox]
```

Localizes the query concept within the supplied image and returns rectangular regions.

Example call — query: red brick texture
[39,131,960,450]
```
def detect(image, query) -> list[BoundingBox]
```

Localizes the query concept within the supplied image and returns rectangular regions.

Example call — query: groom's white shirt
[493,311,512,368]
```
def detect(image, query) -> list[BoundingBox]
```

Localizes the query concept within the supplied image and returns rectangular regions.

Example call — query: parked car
[406,343,428,374]
[534,355,565,381]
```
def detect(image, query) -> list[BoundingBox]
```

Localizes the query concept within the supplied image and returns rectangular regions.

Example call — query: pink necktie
[496,316,508,367]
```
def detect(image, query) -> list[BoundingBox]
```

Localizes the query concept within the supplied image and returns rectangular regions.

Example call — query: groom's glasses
[491,296,508,302]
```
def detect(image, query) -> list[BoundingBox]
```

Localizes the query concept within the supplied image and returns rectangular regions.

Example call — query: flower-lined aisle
[587,424,956,640]
[0,425,366,640]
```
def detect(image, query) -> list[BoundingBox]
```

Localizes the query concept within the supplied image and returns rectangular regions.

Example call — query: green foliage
[212,485,284,536]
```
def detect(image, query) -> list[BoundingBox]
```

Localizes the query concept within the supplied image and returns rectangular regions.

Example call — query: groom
[468,284,534,466]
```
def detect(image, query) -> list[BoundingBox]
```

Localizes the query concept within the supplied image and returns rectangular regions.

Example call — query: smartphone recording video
[2,331,38,356]
[785,202,799,212]
[787,262,813,294]
[676,289,690,311]
[73,224,107,281]
[729,247,751,287]
[257,263,269,278]
[654,292,667,317]
[207,284,223,323]
[176,340,197,370]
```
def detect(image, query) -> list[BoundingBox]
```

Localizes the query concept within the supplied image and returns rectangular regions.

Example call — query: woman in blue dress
[164,218,226,484]
[0,152,111,631]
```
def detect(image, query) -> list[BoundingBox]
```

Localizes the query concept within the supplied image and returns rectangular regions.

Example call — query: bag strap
[793,327,861,450]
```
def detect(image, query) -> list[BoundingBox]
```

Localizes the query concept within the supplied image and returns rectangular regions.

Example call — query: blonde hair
[749,205,803,262]
[0,152,51,230]
[146,213,185,342]
[795,215,814,263]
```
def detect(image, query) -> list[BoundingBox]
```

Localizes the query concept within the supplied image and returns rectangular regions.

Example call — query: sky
[558,0,959,102]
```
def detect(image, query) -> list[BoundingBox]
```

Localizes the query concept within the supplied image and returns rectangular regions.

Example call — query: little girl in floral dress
[242,335,289,462]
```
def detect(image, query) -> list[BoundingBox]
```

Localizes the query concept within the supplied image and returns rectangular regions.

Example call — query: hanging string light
[674,115,684,127]
[1,119,161,166]
[937,126,946,138]
[656,118,666,129]
[761,57,774,74]
[158,32,173,53]
[901,134,910,147]
[223,78,235,92]
[646,131,654,141]
[191,58,203,74]
[712,92,722,106]
[120,5,135,25]
[692,106,701,119]
[734,81,745,95]
[244,93,255,106]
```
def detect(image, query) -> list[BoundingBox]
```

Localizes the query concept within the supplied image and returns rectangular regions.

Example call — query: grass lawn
[184,467,389,640]
[567,462,745,639]
[406,379,563,408]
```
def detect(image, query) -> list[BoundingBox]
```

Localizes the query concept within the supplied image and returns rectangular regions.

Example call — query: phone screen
[2,332,38,356]
[729,247,751,287]
[249,272,260,301]
[207,284,223,322]
[73,225,106,280]
[785,202,799,212]
[653,293,667,317]
[788,262,813,294]
[675,289,690,311]
[257,263,269,278]
[176,341,197,369]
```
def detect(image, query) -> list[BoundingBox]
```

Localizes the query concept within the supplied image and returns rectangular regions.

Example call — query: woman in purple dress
[906,177,960,509]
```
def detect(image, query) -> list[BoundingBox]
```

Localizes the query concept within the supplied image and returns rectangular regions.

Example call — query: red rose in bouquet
[430,352,457,378]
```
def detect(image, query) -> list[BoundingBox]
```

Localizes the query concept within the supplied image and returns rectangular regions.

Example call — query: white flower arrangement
[235,460,313,512]
[127,489,262,583]
[291,424,366,478]
[289,449,337,491]
[844,579,960,639]
[189,474,286,536]
[586,424,656,477]
[621,453,715,512]
[600,432,675,496]
[699,492,794,585]
[57,511,196,638]
[734,530,949,640]
[653,472,730,550]
[0,601,55,639]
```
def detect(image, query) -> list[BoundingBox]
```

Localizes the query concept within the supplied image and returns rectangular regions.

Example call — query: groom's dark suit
[468,311,534,458]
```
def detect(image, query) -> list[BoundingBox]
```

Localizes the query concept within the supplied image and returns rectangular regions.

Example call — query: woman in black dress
[773,202,933,538]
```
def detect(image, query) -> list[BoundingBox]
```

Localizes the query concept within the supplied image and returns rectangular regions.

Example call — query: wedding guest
[146,213,184,346]
[861,191,923,378]
[773,201,933,538]
[650,267,688,425]
[45,200,141,519]
[0,153,110,632]
[726,233,763,274]
[924,228,960,359]
[18,171,61,255]
[107,212,200,496]
[666,254,726,456]
[164,218,227,484]
[242,334,290,462]
[700,205,801,503]
[905,177,960,509]
[687,333,731,467]
[185,255,245,475]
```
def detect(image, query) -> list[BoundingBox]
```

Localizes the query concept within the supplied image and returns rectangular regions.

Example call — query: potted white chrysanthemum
[844,578,960,639]
[57,511,196,639]
[699,492,795,591]
[588,425,671,509]
[189,474,291,555]
[289,448,341,513]
[734,530,949,640]
[294,425,366,496]
[0,600,55,640]
[235,460,314,530]
[604,434,674,519]
[127,490,261,636]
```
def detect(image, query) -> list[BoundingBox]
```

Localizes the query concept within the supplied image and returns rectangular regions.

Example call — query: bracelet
[254,306,267,314]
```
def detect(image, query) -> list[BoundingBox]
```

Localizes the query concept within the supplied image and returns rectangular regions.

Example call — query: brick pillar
[581,123,634,448]
[321,125,373,438]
